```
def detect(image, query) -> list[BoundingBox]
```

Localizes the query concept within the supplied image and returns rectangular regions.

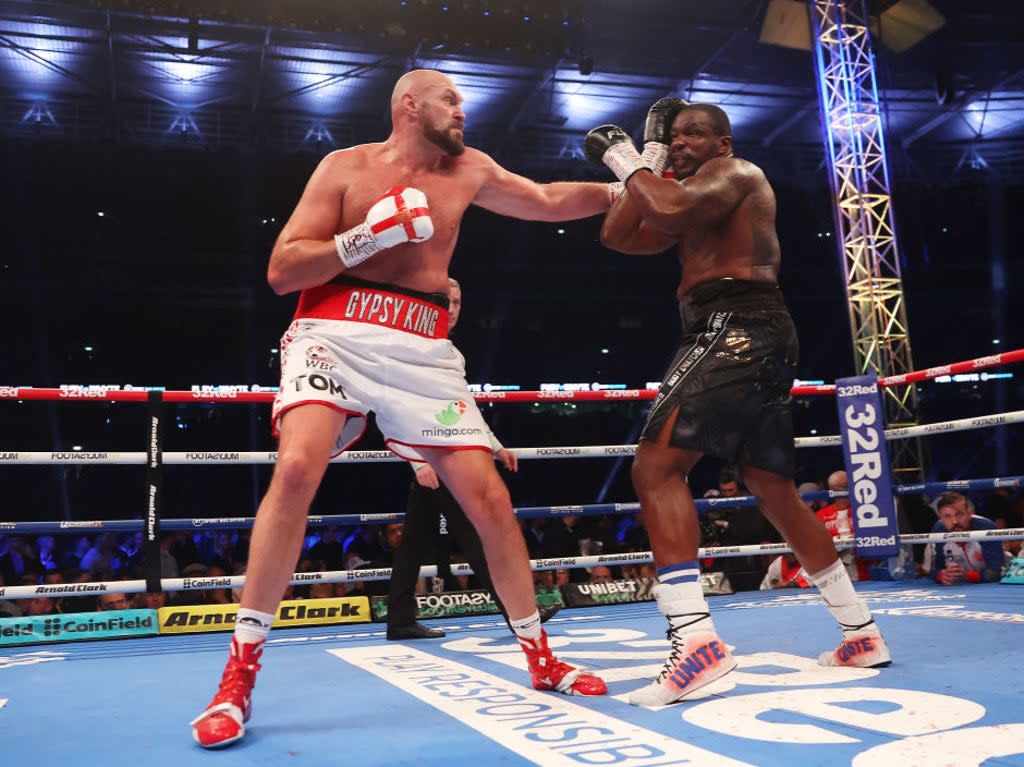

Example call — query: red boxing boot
[518,629,607,696]
[190,638,263,748]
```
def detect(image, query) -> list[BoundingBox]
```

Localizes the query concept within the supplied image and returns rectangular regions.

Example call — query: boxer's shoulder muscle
[320,143,377,173]
[701,156,770,195]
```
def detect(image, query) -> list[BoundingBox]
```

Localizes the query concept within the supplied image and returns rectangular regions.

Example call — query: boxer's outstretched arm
[472,153,610,222]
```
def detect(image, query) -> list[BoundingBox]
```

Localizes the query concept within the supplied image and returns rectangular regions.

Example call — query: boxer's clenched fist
[334,186,434,268]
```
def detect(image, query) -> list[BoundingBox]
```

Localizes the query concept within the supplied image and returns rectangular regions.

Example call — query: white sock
[510,611,542,640]
[808,559,873,631]
[234,607,275,646]
[655,580,715,635]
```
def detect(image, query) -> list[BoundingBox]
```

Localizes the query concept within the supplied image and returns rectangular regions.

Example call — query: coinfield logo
[435,400,467,426]
[0,610,158,646]
[42,618,62,637]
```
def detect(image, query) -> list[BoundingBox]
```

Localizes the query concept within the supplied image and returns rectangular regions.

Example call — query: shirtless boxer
[586,99,892,707]
[190,69,610,749]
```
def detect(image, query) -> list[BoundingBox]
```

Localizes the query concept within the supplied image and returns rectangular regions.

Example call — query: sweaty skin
[599,104,839,576]
[599,108,781,298]
[268,69,610,298]
[243,69,611,621]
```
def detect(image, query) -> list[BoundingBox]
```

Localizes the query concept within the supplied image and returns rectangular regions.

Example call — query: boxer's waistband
[294,276,449,339]
[678,278,785,328]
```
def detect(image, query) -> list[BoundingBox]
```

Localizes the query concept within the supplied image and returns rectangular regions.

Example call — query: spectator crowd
[2,468,1021,618]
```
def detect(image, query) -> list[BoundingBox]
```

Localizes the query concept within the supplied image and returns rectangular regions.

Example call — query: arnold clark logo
[435,400,467,426]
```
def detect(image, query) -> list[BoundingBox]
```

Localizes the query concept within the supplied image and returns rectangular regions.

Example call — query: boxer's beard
[424,121,465,156]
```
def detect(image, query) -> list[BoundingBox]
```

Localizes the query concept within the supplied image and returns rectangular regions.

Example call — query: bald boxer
[587,100,892,707]
[191,69,610,749]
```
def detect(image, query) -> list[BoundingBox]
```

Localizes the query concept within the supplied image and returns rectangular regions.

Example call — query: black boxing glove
[642,96,688,174]
[584,125,650,183]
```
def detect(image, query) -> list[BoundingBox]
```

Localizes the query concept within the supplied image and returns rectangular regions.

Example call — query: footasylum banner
[372,589,506,622]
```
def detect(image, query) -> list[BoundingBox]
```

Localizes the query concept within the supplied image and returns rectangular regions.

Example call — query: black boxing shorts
[640,278,799,477]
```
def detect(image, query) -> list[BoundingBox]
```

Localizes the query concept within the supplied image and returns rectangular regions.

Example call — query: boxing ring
[1,349,1023,766]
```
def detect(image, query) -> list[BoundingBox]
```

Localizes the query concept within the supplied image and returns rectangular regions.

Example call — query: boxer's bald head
[391,69,466,156]
[391,69,454,108]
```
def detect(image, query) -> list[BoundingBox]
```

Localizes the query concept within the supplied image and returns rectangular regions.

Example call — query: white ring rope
[3,528,1021,601]
[2,354,1019,602]
[4,347,1022,403]
[2,408,1022,465]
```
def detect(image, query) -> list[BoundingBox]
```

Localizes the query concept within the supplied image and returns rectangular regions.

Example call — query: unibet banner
[158,596,370,635]
[534,586,566,610]
[700,571,734,596]
[1002,555,1024,584]
[562,578,656,608]
[561,574,731,608]
[835,374,900,557]
[0,609,158,646]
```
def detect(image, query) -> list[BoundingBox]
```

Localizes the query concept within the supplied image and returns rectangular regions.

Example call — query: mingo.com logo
[43,618,62,637]
[435,400,467,426]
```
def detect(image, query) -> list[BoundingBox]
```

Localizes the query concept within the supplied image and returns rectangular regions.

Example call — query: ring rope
[3,408,1022,466]
[2,348,1021,404]
[4,527,1021,601]
[2,349,1019,601]
[3,476,1019,536]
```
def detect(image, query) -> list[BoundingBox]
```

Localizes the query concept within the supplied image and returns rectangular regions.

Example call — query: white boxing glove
[334,186,434,268]
[641,142,669,176]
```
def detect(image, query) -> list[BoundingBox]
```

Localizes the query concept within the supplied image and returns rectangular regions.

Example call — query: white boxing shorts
[271,276,492,459]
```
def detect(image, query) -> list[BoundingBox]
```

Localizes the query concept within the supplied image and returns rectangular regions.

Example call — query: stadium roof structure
[1,0,1022,184]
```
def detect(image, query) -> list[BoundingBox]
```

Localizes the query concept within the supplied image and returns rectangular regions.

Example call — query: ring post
[835,375,900,558]
[143,390,164,594]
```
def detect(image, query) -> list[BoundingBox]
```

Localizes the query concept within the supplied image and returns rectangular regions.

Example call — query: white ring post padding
[4,528,1021,600]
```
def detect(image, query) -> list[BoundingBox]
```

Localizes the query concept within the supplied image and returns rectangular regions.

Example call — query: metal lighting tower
[809,0,924,481]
